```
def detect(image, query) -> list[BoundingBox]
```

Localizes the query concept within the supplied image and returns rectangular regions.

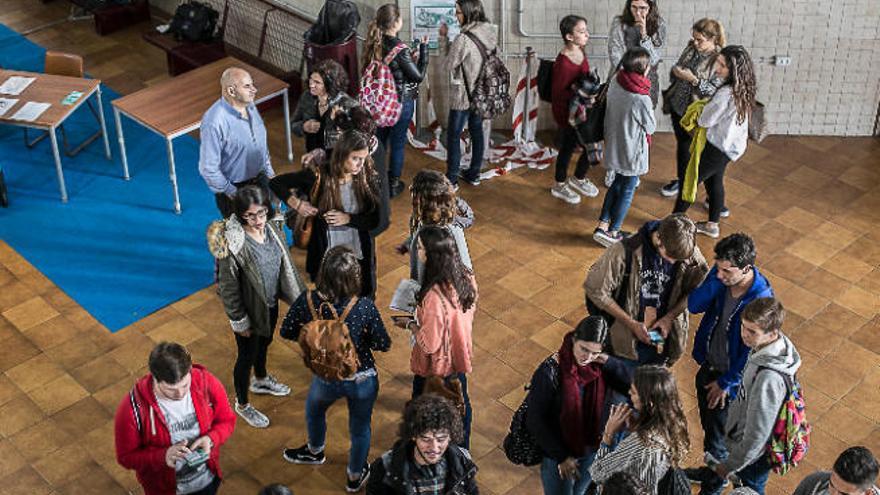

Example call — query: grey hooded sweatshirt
[720,333,801,474]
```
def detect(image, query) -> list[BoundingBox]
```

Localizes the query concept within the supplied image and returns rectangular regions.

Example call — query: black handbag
[576,76,611,143]
[502,387,543,466]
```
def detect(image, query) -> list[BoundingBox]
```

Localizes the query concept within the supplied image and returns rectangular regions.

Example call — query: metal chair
[24,50,102,157]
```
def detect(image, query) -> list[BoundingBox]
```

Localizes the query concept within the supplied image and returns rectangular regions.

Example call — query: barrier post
[523,47,534,142]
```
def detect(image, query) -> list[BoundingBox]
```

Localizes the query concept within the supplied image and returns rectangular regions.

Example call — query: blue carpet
[0,23,217,332]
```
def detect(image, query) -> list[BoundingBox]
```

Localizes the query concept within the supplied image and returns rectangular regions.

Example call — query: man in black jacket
[367,394,478,494]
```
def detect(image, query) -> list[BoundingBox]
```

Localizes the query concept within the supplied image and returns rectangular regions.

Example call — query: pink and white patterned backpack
[359,43,406,128]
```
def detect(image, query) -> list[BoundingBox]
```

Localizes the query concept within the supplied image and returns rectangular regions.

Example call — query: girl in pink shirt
[394,226,477,448]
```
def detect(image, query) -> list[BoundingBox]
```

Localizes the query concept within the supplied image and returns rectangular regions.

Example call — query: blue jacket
[689,266,773,397]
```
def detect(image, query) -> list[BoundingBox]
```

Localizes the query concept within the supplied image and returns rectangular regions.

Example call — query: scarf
[679,98,709,203]
[617,71,653,145]
[558,332,606,456]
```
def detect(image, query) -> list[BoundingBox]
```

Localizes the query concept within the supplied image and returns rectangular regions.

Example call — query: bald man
[199,67,275,217]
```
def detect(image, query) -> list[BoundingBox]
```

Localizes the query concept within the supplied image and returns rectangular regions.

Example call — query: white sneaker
[250,374,291,396]
[567,177,599,197]
[604,169,616,187]
[235,402,270,428]
[551,183,581,204]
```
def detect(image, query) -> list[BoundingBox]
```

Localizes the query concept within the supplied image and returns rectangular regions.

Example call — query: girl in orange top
[394,225,477,448]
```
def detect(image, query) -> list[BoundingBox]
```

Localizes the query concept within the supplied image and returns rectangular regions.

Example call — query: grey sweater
[440,22,499,111]
[721,333,801,474]
[794,471,880,495]
[603,77,656,176]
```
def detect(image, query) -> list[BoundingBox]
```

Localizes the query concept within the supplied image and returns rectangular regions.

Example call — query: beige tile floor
[1,2,880,493]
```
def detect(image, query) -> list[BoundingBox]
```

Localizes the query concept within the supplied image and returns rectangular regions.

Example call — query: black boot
[389,177,405,198]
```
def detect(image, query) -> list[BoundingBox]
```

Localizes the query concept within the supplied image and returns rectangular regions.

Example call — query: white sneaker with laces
[235,402,270,428]
[550,183,581,204]
[567,177,599,197]
[250,374,291,396]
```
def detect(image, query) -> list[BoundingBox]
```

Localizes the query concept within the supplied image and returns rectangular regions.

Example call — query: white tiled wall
[153,0,880,136]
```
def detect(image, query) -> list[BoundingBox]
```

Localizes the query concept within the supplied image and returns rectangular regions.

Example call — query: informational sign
[411,0,459,49]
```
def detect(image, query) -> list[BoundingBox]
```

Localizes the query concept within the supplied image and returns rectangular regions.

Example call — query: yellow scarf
[680,99,709,203]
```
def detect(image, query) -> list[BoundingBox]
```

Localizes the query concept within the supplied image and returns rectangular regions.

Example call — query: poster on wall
[411,0,459,49]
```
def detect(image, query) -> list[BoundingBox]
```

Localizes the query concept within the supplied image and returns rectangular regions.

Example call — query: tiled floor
[2,2,880,494]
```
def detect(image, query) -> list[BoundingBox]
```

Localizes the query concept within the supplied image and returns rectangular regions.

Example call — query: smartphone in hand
[184,449,209,468]
[647,330,664,344]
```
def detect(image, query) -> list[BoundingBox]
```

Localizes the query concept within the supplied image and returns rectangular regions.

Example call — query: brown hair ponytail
[361,4,400,71]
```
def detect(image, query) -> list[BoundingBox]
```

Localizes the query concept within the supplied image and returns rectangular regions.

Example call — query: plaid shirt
[411,457,447,494]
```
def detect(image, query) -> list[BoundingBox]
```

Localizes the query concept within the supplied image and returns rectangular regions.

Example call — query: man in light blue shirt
[199,67,276,217]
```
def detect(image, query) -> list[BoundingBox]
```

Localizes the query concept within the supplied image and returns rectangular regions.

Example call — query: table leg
[96,86,111,159]
[113,107,130,180]
[166,138,181,214]
[283,89,293,162]
[48,127,68,203]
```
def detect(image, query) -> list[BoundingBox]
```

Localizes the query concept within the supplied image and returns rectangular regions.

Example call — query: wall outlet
[774,56,792,66]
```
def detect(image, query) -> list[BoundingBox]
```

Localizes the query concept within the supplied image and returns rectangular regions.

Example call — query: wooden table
[111,57,293,214]
[0,70,112,202]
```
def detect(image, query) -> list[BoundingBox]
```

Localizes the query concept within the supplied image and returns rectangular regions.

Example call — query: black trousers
[214,172,271,218]
[670,111,692,182]
[188,476,221,495]
[695,364,730,462]
[232,305,279,405]
[554,126,592,183]
[672,141,730,222]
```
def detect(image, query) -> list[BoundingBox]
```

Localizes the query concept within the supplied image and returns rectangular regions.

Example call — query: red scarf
[617,71,653,146]
[558,332,606,456]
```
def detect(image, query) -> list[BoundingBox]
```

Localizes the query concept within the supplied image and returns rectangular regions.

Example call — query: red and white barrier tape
[406,59,556,181]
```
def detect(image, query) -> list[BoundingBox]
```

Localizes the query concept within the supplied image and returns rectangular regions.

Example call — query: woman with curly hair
[396,169,474,281]
[366,394,478,495]
[362,4,429,197]
[291,59,358,153]
[672,45,757,239]
[275,130,384,298]
[589,365,690,495]
[393,226,477,448]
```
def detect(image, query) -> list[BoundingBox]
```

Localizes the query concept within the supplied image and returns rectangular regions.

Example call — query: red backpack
[359,44,406,127]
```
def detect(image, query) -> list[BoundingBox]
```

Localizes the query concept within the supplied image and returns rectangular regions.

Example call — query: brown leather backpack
[297,291,360,381]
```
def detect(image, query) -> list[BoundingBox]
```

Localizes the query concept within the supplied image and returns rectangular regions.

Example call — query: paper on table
[0,76,36,95]
[0,98,17,117]
[390,279,421,314]
[10,102,51,122]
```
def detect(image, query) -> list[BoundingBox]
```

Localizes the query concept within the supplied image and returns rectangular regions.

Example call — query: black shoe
[282,444,326,465]
[346,463,371,493]
[389,178,406,198]
[458,172,481,187]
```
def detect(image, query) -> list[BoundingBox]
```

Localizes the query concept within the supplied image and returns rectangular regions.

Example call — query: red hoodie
[114,364,236,495]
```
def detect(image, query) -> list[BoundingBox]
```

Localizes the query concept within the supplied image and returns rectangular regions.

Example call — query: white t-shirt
[156,392,214,494]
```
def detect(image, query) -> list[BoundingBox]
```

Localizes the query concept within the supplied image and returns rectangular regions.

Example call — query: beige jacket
[439,22,498,111]
[583,237,708,364]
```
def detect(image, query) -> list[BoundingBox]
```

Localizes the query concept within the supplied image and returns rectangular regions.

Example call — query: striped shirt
[589,431,670,495]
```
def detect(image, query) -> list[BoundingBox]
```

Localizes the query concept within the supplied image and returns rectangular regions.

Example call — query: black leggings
[554,126,592,183]
[672,141,730,222]
[670,111,692,182]
[233,305,279,405]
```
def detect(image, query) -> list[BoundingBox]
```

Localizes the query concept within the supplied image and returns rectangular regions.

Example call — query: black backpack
[657,467,691,495]
[169,1,219,43]
[536,58,554,102]
[304,0,361,45]
[462,31,511,120]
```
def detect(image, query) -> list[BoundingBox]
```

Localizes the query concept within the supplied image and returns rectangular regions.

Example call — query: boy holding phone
[584,214,708,369]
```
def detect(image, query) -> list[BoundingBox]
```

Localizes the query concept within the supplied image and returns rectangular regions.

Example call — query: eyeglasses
[242,207,268,222]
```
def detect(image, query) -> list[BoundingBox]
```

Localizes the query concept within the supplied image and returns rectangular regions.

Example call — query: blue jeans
[306,374,379,475]
[540,451,596,495]
[445,109,484,184]
[701,456,771,495]
[599,174,640,232]
[695,364,730,462]
[412,373,472,449]
[376,98,415,180]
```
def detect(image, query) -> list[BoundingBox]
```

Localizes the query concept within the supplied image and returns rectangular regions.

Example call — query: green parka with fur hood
[207,217,306,337]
